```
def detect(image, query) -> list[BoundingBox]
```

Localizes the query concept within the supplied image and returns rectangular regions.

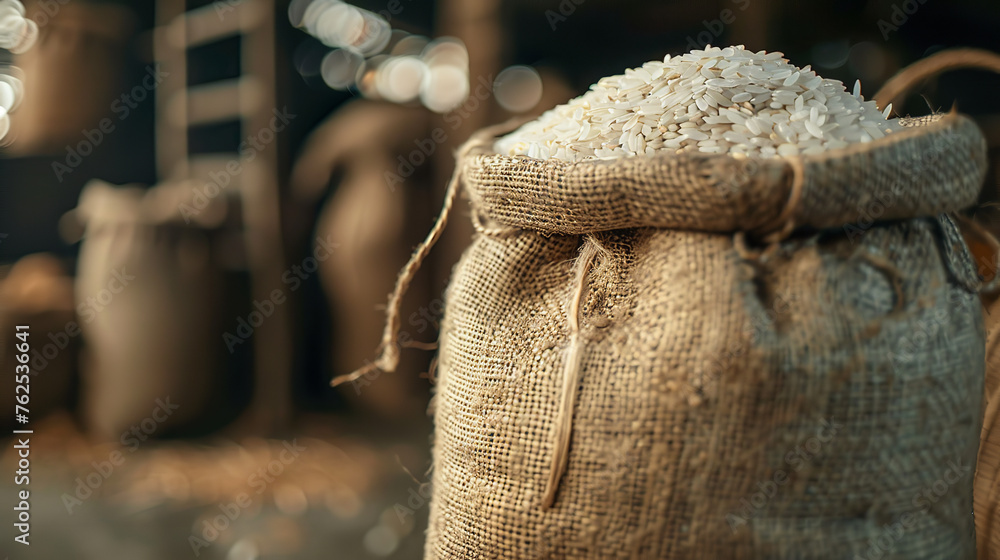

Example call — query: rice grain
[496,45,901,161]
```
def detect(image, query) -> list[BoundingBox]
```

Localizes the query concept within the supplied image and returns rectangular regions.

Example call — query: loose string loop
[542,234,606,509]
[333,119,527,387]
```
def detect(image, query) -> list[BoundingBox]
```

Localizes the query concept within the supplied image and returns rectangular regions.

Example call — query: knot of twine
[732,156,804,261]
[761,155,805,244]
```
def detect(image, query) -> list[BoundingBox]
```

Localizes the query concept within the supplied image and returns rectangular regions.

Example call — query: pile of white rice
[495,45,900,161]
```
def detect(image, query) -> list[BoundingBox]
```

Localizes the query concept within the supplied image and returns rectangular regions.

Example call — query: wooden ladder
[154,0,291,435]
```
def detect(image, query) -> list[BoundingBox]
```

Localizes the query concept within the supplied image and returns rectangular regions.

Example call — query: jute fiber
[873,49,1000,560]
[977,285,1000,560]
[345,112,990,559]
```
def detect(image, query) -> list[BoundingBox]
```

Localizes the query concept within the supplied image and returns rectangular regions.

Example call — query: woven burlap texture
[423,112,988,559]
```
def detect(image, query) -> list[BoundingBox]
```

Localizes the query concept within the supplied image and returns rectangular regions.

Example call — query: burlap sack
[293,101,438,421]
[74,180,227,442]
[0,254,77,431]
[9,0,135,155]
[343,111,989,559]
[978,286,1000,560]
[867,48,1000,560]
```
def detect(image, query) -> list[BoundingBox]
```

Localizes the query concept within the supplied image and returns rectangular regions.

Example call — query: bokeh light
[420,64,469,113]
[376,56,426,103]
[0,0,34,143]
[493,65,543,113]
[287,0,313,28]
[421,38,469,70]
[849,41,889,83]
[811,40,851,69]
[301,0,391,57]
[390,35,429,57]
[320,48,364,90]
[291,1,474,112]
[0,1,35,54]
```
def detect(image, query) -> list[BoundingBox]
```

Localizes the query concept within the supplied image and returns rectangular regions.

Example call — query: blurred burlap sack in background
[347,111,988,559]
[8,0,135,155]
[72,180,228,442]
[0,254,77,431]
[292,100,438,421]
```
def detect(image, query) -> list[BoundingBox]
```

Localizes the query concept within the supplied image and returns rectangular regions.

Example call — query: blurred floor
[0,413,429,559]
